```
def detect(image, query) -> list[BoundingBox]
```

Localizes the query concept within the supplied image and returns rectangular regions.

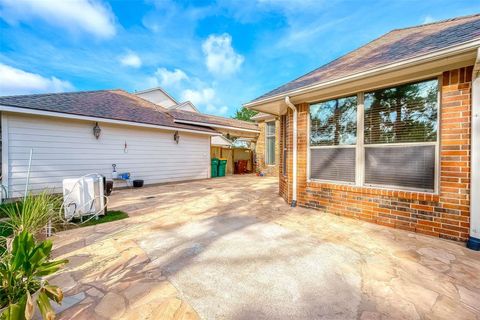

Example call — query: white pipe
[468,48,480,251]
[24,148,33,201]
[285,96,297,207]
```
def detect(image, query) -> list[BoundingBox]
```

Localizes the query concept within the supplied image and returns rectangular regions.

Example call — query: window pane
[365,145,435,190]
[266,121,275,136]
[266,137,275,164]
[310,148,356,182]
[310,96,357,146]
[364,79,438,144]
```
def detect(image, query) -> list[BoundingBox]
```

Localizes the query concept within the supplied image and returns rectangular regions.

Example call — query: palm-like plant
[0,230,68,320]
[1,192,62,237]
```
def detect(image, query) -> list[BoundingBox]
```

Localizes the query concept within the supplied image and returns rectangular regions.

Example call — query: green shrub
[0,193,62,237]
[0,230,68,320]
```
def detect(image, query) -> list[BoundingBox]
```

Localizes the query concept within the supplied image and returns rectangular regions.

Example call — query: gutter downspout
[285,96,297,207]
[468,47,480,251]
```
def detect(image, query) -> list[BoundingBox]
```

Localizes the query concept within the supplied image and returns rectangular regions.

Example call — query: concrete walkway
[51,175,480,320]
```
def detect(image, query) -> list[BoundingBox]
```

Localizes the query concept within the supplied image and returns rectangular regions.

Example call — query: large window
[265,121,276,165]
[309,78,439,192]
[309,96,357,182]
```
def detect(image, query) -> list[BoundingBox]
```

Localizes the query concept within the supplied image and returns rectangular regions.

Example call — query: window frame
[265,120,276,165]
[307,77,441,194]
[282,115,287,177]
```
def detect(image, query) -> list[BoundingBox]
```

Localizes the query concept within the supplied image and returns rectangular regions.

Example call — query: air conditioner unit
[63,174,105,220]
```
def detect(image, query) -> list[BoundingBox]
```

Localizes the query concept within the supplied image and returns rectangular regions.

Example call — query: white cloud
[181,87,227,115]
[154,68,189,87]
[0,63,74,95]
[202,33,244,76]
[0,0,116,38]
[119,52,142,68]
[181,87,215,106]
[422,15,436,24]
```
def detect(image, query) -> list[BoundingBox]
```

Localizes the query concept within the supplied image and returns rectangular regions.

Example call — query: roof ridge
[0,89,118,99]
[391,13,480,32]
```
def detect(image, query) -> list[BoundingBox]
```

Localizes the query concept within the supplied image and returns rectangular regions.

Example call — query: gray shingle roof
[169,109,259,131]
[0,90,217,133]
[250,13,480,103]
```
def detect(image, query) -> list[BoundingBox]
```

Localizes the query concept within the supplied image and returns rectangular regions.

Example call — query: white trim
[168,101,200,113]
[265,121,276,165]
[363,183,434,194]
[134,87,178,104]
[0,106,220,136]
[251,113,276,121]
[364,141,437,147]
[309,178,356,186]
[470,50,480,240]
[173,119,260,133]
[1,113,9,198]
[306,111,311,181]
[245,40,480,108]
[356,92,365,186]
[310,145,356,149]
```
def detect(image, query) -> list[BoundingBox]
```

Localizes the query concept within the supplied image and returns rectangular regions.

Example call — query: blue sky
[0,0,478,116]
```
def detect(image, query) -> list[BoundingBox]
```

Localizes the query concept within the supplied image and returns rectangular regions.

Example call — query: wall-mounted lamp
[93,122,101,139]
[173,131,180,144]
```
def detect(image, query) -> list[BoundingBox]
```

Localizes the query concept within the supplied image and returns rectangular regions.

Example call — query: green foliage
[232,107,258,122]
[0,193,62,237]
[0,230,68,320]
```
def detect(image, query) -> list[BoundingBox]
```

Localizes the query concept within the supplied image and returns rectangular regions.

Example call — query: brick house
[244,14,480,249]
[251,112,280,176]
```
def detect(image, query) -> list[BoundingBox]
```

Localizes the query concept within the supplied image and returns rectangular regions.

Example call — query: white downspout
[285,96,297,207]
[468,47,480,251]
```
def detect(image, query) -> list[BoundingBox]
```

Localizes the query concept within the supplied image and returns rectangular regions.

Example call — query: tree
[232,107,258,122]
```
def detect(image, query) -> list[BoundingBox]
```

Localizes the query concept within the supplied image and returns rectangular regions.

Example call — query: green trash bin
[211,158,219,178]
[218,158,227,177]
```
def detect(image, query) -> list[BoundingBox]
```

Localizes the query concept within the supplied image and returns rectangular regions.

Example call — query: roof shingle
[250,14,480,103]
[0,90,216,133]
[169,109,259,131]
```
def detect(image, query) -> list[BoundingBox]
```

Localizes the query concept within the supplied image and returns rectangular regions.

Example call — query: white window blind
[308,78,439,192]
[309,95,357,182]
[363,79,438,191]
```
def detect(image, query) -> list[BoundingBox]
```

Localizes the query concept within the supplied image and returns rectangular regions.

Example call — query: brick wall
[255,119,280,176]
[279,67,472,241]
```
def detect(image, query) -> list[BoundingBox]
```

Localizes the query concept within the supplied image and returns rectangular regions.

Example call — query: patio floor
[51,175,480,319]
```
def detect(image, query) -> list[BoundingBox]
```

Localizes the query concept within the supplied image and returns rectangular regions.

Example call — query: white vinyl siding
[3,113,210,198]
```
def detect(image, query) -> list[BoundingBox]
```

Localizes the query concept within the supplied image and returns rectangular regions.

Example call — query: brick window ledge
[306,181,440,202]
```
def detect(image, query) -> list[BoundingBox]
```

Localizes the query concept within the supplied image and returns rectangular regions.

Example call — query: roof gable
[135,87,178,108]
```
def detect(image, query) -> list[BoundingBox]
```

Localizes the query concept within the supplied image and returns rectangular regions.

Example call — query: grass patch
[71,210,129,227]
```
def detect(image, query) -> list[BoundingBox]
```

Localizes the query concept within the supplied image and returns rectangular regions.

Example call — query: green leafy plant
[0,192,62,237]
[0,230,68,320]
[232,106,258,122]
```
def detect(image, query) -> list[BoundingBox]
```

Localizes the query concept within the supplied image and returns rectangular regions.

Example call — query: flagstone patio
[50,175,480,320]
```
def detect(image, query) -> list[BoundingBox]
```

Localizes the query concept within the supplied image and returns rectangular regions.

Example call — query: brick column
[439,67,473,240]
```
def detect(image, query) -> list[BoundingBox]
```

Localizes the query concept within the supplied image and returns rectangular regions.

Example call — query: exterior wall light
[93,122,101,139]
[174,131,180,144]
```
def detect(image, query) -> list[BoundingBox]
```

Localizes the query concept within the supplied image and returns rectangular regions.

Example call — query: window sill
[306,180,439,202]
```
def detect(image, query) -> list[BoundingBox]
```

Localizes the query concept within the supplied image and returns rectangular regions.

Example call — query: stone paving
[50,175,480,319]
